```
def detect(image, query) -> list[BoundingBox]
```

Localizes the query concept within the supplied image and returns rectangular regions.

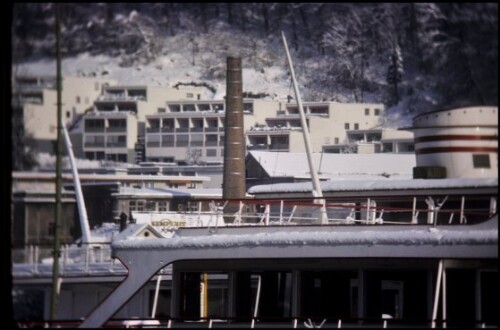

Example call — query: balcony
[106,126,127,133]
[269,144,289,151]
[106,142,127,148]
[147,141,160,148]
[85,127,105,133]
[248,144,269,150]
[146,127,160,133]
[84,141,105,148]
[161,127,175,133]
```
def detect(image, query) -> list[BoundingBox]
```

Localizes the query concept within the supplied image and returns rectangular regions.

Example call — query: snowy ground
[15,52,292,101]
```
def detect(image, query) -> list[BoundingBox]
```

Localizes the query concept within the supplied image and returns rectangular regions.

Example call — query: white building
[145,100,385,164]
[13,75,117,153]
[322,128,415,154]
[74,85,204,163]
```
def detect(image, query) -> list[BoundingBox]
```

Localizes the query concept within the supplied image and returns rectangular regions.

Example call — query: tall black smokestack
[223,57,246,217]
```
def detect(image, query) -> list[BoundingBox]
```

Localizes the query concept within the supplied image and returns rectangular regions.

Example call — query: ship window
[473,154,490,168]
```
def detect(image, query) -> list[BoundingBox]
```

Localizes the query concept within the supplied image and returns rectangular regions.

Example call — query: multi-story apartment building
[145,99,279,163]
[74,85,204,163]
[322,128,415,154]
[12,75,117,153]
[246,102,384,153]
[144,100,385,163]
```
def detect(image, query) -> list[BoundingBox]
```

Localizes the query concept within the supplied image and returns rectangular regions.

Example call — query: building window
[345,123,350,129]
[158,107,166,113]
[365,108,370,115]
[354,123,359,130]
[186,93,194,98]
[66,111,70,118]
[473,154,491,168]
[334,137,339,144]
[374,108,381,116]
[117,154,127,162]
[382,143,393,153]
[206,149,217,157]
[158,201,168,212]
[76,96,81,103]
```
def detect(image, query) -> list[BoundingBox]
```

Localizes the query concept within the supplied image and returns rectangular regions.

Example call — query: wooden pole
[50,3,63,321]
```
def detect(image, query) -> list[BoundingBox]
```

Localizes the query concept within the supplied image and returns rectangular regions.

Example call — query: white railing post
[366,198,371,224]
[460,196,466,224]
[411,197,418,224]
[490,197,497,217]
[265,204,270,226]
[280,200,284,225]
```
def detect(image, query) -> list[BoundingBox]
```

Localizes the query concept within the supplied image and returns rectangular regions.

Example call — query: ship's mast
[281,31,327,223]
[62,126,92,244]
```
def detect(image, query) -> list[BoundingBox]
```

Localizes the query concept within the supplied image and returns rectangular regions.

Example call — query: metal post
[442,266,447,328]
[412,197,417,224]
[357,269,365,325]
[151,269,163,318]
[489,197,496,217]
[281,31,326,223]
[366,198,371,224]
[62,126,92,244]
[280,200,284,224]
[460,196,465,224]
[475,270,482,327]
[431,260,443,328]
[251,275,262,328]
[265,204,270,226]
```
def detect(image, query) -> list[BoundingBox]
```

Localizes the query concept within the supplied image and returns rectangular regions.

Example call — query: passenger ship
[12,38,498,327]
[12,105,498,328]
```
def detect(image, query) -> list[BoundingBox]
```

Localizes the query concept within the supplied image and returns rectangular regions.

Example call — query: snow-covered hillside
[12,3,498,129]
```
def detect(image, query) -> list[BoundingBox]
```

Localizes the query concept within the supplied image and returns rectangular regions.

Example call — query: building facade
[322,128,414,154]
[145,100,385,164]
[75,85,204,163]
[13,75,117,153]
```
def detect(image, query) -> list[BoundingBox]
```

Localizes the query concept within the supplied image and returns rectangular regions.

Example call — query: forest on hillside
[12,3,498,115]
